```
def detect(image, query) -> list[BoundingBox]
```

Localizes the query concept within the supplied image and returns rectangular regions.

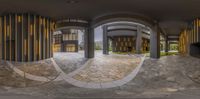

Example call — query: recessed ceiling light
[66,0,78,4]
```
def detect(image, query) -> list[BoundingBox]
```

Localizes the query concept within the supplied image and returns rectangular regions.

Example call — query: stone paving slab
[10,59,59,77]
[72,54,144,83]
[52,53,146,89]
[1,55,200,98]
[6,61,62,82]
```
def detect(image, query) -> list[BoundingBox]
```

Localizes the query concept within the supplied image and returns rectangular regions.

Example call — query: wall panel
[1,13,55,62]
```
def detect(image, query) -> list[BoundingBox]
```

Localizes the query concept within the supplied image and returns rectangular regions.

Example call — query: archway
[52,19,91,74]
[92,13,160,58]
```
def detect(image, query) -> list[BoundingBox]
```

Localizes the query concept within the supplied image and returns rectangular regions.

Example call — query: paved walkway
[0,54,200,99]
[53,51,87,74]
[6,51,145,88]
[52,53,145,88]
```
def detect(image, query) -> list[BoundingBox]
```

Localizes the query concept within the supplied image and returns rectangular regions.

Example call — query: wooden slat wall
[1,13,55,62]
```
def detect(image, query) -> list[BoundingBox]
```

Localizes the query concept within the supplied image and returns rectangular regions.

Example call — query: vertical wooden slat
[0,17,2,60]
[49,20,50,57]
[50,21,52,57]
[43,18,46,59]
[47,19,49,58]
[24,39,27,56]
[39,16,41,60]
[192,22,194,43]
[34,15,36,61]
[9,14,12,61]
[15,14,17,61]
[22,14,24,62]
[191,30,192,44]
[194,21,195,43]
[195,19,197,43]
[28,14,30,61]
[4,16,6,60]
[197,19,199,42]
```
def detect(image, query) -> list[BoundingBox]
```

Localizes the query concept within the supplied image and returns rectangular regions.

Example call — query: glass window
[66,44,76,52]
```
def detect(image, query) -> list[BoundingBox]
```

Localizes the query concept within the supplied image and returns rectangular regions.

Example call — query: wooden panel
[4,16,6,60]
[15,14,17,61]
[0,17,2,59]
[34,15,36,61]
[1,14,54,62]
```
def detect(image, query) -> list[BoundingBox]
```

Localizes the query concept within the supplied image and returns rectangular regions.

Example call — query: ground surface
[72,54,142,83]
[11,59,58,77]
[0,51,199,99]
[53,51,88,74]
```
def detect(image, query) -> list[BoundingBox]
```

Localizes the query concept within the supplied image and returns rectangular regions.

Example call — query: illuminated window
[18,16,21,22]
[53,44,61,52]
[66,44,76,52]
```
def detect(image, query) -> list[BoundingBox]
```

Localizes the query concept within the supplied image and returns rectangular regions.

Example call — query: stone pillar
[136,26,142,54]
[150,25,160,59]
[84,27,94,58]
[103,25,109,54]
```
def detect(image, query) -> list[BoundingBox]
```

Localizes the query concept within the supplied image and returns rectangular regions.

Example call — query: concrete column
[150,25,160,59]
[103,25,109,54]
[165,36,169,54]
[136,26,142,54]
[84,27,94,58]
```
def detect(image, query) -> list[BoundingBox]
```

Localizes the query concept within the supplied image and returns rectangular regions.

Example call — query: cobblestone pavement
[0,53,199,99]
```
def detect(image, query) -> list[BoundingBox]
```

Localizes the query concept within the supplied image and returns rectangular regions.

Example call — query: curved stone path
[6,53,145,89]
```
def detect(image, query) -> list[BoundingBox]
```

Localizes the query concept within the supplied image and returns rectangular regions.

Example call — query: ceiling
[0,0,199,36]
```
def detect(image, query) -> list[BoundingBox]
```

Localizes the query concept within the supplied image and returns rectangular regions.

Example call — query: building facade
[179,18,200,58]
[103,22,150,54]
[53,29,79,52]
[1,13,55,62]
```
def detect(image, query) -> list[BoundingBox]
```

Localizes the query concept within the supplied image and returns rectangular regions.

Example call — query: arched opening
[92,14,160,58]
[94,21,151,56]
[52,19,89,74]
